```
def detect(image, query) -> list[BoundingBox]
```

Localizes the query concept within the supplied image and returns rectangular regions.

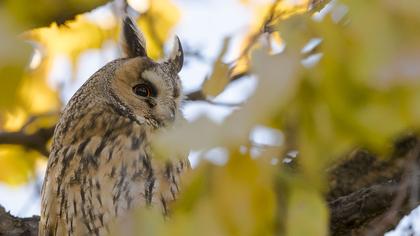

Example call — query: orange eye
[133,84,151,97]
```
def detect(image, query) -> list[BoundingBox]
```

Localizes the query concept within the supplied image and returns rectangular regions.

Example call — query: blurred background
[1,0,420,235]
[0,0,263,216]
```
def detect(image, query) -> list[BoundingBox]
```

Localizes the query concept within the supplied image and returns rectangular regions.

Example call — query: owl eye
[133,84,152,97]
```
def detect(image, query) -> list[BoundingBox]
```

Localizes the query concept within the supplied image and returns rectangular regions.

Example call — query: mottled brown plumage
[39,17,189,236]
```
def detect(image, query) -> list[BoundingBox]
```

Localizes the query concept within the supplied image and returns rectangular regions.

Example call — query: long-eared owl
[39,16,190,236]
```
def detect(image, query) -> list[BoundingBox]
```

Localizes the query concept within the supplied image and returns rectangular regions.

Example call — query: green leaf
[0,16,31,112]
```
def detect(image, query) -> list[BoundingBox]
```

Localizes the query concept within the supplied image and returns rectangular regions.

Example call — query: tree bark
[327,135,419,235]
[0,205,39,236]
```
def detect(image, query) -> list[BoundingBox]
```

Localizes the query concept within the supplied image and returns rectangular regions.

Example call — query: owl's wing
[40,123,191,235]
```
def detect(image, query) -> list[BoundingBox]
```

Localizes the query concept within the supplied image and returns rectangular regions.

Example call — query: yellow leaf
[3,109,26,131]
[166,153,276,236]
[0,147,37,185]
[19,58,61,114]
[138,0,180,59]
[286,185,328,236]
[233,0,310,75]
[26,14,116,62]
[202,37,231,97]
[212,154,276,236]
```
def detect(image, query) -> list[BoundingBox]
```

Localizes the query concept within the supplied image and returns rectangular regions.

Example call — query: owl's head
[107,16,184,128]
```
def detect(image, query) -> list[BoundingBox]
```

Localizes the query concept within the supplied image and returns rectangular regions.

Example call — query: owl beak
[165,36,184,74]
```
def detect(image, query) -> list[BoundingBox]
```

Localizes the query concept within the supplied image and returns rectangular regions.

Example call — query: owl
[39,16,190,236]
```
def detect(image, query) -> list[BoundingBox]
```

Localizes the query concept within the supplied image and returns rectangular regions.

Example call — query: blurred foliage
[1,0,420,235]
[232,0,309,77]
[0,147,39,184]
[115,153,277,236]
[202,37,231,97]
[153,0,420,235]
[0,0,179,185]
[138,0,180,59]
[27,15,117,63]
[0,15,31,112]
[1,0,108,29]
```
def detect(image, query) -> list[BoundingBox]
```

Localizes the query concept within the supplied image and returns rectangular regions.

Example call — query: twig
[184,48,208,62]
[309,0,329,12]
[19,112,57,132]
[188,0,321,105]
[182,0,281,104]
[184,71,249,103]
[203,100,243,107]
[184,72,248,102]
[230,0,283,65]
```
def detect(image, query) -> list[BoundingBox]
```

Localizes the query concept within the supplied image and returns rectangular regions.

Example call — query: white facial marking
[135,115,146,124]
[142,70,161,81]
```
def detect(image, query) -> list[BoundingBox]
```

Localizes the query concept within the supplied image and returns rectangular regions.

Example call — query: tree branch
[0,205,39,236]
[327,135,420,235]
[0,125,55,157]
[329,182,402,236]
[184,0,328,104]
[184,71,249,102]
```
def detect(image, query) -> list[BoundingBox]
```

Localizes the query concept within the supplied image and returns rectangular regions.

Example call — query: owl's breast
[40,121,189,236]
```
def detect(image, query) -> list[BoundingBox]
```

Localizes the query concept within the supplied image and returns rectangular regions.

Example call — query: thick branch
[329,182,402,235]
[327,135,419,235]
[0,205,39,236]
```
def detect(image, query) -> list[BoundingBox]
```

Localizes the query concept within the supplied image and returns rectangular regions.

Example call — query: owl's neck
[52,103,152,151]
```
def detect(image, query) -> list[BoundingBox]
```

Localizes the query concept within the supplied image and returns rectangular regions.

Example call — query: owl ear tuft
[121,16,147,58]
[165,36,184,73]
